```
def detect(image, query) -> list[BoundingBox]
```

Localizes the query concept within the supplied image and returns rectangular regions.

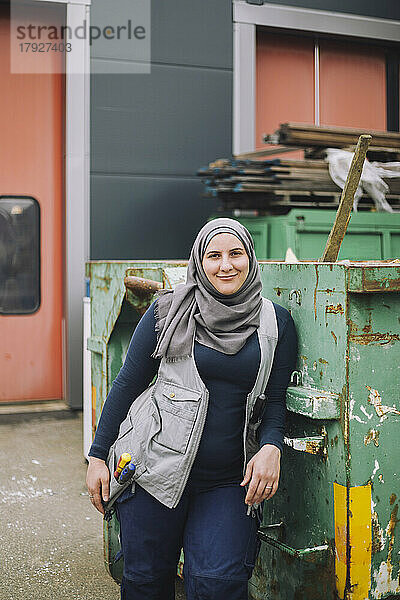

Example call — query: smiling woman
[202,233,249,295]
[86,218,297,600]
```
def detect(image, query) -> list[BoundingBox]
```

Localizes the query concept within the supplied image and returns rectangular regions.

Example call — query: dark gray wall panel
[151,0,232,68]
[91,66,232,176]
[262,0,400,20]
[90,0,233,260]
[91,175,219,259]
[90,0,232,69]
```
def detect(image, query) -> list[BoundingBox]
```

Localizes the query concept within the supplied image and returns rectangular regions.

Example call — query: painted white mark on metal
[313,396,323,412]
[367,386,400,419]
[284,437,308,452]
[301,362,314,387]
[350,398,367,424]
[163,267,187,288]
[372,561,400,598]
[284,436,324,454]
[371,460,380,480]
[360,405,373,420]
[303,544,329,552]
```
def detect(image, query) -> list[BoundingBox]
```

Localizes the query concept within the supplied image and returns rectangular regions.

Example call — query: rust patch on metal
[331,331,337,345]
[390,494,397,505]
[305,440,322,455]
[96,275,112,292]
[372,512,386,554]
[354,332,400,345]
[124,275,163,294]
[362,311,373,334]
[325,303,344,315]
[366,386,400,418]
[319,358,329,365]
[364,429,380,447]
[274,287,285,297]
[335,523,347,563]
[348,320,400,346]
[387,504,399,540]
[387,504,399,566]
[363,276,400,293]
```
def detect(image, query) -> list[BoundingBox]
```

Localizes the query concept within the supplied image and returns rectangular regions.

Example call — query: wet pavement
[0,411,186,600]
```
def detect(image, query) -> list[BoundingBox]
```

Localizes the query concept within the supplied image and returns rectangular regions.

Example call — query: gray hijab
[152,218,263,361]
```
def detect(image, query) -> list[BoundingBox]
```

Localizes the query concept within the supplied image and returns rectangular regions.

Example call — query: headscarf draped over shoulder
[152,218,263,361]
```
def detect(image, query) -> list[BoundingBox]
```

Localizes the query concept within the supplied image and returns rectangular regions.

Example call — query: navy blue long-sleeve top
[89,301,297,485]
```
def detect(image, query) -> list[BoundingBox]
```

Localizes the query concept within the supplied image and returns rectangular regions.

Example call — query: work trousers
[115,480,261,600]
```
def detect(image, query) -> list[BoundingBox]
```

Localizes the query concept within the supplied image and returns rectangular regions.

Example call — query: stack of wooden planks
[264,123,400,155]
[197,123,400,212]
[198,157,337,211]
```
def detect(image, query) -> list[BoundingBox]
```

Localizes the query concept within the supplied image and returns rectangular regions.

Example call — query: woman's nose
[220,255,233,271]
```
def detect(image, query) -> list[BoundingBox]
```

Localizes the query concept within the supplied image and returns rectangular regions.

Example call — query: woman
[87,218,297,600]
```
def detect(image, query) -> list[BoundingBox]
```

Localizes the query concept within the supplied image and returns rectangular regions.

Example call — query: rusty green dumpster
[87,259,400,600]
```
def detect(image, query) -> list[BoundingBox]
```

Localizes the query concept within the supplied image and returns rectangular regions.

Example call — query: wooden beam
[320,135,372,263]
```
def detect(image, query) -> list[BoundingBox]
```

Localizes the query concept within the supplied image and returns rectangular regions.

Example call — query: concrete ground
[0,410,186,600]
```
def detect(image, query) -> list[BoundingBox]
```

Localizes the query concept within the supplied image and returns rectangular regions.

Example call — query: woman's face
[202,233,249,295]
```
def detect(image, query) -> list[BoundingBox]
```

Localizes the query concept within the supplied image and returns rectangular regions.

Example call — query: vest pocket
[152,388,200,454]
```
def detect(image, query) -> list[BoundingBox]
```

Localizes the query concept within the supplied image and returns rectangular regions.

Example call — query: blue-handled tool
[118,461,136,484]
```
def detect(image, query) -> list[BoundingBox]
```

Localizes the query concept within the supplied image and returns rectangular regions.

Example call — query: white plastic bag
[325,149,394,212]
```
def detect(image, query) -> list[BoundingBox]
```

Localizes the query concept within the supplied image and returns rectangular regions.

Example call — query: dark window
[0,196,40,314]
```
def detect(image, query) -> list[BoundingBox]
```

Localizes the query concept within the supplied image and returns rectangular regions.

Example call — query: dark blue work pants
[115,480,261,600]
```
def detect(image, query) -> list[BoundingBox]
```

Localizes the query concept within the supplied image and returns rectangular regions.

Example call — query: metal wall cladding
[261,0,400,20]
[87,260,400,599]
[90,0,232,261]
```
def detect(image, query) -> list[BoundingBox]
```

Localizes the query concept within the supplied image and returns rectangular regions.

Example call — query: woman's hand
[86,457,110,515]
[240,444,281,505]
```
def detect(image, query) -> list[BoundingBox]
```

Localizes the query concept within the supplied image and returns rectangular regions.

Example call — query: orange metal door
[256,32,388,140]
[319,39,386,129]
[256,31,315,153]
[0,6,65,402]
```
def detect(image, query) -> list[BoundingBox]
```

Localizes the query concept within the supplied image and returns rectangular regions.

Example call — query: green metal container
[233,209,400,260]
[87,259,400,600]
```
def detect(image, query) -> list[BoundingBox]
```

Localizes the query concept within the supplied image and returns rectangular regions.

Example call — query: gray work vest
[107,297,278,511]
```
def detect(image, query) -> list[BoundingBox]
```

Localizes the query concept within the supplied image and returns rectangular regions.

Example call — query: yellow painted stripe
[334,482,347,599]
[349,484,372,600]
[334,483,372,600]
